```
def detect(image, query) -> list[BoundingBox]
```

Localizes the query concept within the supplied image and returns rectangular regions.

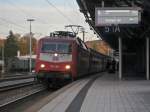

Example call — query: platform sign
[95,7,141,26]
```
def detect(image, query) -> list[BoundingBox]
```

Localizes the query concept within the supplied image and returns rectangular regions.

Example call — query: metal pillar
[119,37,122,80]
[102,0,104,7]
[27,19,35,73]
[107,48,110,56]
[82,28,85,42]
[1,44,4,76]
[146,37,149,80]
[29,23,32,73]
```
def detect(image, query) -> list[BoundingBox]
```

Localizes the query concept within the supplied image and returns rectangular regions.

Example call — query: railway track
[0,74,46,108]
[0,82,46,108]
[0,77,81,112]
[0,81,36,92]
[0,74,35,82]
[1,72,34,78]
[0,74,35,88]
[0,74,98,111]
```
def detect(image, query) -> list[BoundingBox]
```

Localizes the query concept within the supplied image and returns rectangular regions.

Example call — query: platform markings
[65,74,100,112]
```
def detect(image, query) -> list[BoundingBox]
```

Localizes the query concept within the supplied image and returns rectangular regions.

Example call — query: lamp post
[27,19,35,73]
[1,39,4,76]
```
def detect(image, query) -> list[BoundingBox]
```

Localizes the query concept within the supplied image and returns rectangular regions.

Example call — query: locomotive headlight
[65,65,71,70]
[40,64,45,68]
[54,53,58,57]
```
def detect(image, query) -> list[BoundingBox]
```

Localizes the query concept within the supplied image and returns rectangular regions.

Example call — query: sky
[0,0,98,41]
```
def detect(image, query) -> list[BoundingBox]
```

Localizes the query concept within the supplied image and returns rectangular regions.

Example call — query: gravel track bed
[0,83,46,107]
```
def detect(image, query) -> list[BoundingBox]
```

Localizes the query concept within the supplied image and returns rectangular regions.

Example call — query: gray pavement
[39,78,91,112]
[38,73,150,112]
[81,73,150,112]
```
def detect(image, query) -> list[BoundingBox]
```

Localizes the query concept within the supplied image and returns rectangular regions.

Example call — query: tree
[92,42,99,51]
[0,39,5,59]
[4,31,19,58]
[18,34,37,55]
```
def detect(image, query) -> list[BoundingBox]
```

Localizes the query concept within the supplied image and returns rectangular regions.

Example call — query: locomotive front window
[57,43,71,53]
[41,42,72,53]
[42,43,56,52]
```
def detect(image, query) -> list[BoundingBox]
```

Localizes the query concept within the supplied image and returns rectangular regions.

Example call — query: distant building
[0,60,4,71]
[85,40,112,55]
[0,38,5,48]
[7,55,36,72]
[17,55,36,60]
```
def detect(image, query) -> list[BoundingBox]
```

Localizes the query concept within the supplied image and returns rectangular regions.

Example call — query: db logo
[55,65,59,68]
[53,56,59,61]
[50,65,59,68]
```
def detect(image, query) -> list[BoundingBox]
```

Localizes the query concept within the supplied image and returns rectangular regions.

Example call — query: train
[35,31,109,86]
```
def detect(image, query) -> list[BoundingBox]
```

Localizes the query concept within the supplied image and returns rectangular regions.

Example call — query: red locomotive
[35,31,108,85]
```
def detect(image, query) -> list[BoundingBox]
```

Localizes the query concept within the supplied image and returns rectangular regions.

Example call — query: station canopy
[76,0,150,49]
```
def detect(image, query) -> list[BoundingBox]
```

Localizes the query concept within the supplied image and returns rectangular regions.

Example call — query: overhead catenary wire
[0,17,28,32]
[0,1,29,34]
[6,0,31,18]
[66,0,80,24]
[65,0,94,40]
[0,22,25,36]
[44,0,75,25]
[0,0,91,38]
[65,0,80,19]
[5,0,48,24]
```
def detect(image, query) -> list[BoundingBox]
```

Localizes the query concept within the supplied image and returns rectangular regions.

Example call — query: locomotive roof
[39,36,76,42]
[50,31,76,38]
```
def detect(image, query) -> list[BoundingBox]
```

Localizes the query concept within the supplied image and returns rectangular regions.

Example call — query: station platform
[38,73,150,112]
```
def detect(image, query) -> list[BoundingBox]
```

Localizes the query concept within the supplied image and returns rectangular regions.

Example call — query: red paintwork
[36,61,72,73]
[35,37,77,78]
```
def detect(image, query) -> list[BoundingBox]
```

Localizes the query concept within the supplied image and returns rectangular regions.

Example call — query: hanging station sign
[95,7,141,26]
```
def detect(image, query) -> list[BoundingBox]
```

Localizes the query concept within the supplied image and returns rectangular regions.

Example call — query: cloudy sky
[0,0,98,41]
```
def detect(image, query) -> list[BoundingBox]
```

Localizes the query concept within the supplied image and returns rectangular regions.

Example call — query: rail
[0,74,36,82]
[0,81,36,92]
[0,83,46,108]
